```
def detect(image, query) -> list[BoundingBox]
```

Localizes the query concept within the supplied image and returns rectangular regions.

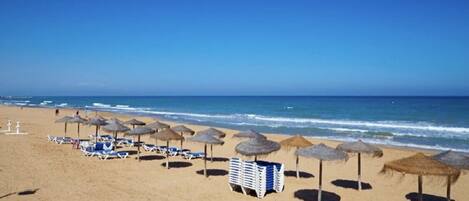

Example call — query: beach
[1,105,468,201]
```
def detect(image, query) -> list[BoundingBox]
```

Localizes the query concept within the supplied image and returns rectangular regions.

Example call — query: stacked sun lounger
[228,158,284,198]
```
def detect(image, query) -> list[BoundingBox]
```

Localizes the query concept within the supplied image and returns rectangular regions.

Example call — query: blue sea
[2,96,469,152]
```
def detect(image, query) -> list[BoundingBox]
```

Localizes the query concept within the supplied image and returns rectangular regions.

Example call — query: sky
[0,0,468,96]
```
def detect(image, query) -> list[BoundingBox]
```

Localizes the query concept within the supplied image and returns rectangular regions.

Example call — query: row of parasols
[55,115,469,201]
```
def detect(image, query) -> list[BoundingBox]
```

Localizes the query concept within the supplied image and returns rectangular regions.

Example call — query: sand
[0,105,467,201]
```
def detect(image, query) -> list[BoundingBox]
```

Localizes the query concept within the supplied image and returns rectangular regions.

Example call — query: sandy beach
[0,105,467,201]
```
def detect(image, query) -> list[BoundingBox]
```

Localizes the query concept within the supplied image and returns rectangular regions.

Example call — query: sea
[1,96,469,152]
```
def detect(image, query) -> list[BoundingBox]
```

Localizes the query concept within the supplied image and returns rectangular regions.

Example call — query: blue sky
[0,0,468,96]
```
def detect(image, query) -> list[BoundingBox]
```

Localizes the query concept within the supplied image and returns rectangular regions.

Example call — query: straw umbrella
[280,135,313,179]
[102,120,130,150]
[337,140,383,190]
[235,136,280,161]
[172,125,194,150]
[296,143,348,201]
[125,126,155,161]
[433,150,469,201]
[150,128,183,169]
[68,115,87,138]
[197,128,226,162]
[147,121,170,145]
[55,116,73,137]
[87,117,108,143]
[233,129,266,139]
[188,133,224,177]
[381,153,460,201]
[124,119,146,129]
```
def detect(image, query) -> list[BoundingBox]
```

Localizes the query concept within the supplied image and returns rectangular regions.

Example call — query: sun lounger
[183,151,205,160]
[98,151,129,160]
[117,138,134,147]
[55,137,73,144]
[47,135,58,142]
[142,144,158,152]
[82,142,114,157]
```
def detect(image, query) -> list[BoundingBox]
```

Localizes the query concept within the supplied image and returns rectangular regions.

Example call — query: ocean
[1,96,469,152]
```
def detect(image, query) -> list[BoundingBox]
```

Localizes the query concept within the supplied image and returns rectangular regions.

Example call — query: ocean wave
[92,103,112,108]
[249,116,469,133]
[314,136,469,153]
[56,103,68,107]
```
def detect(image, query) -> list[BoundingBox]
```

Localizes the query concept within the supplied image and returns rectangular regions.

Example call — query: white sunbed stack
[228,158,284,198]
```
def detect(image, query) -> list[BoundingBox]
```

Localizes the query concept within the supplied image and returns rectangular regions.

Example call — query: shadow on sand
[196,169,228,176]
[139,155,165,161]
[0,188,39,199]
[405,193,453,201]
[331,179,372,190]
[294,189,341,201]
[121,150,138,156]
[160,161,193,168]
[284,170,315,178]
[208,157,229,162]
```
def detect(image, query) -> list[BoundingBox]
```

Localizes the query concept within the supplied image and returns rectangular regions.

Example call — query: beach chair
[143,144,158,152]
[83,142,114,157]
[166,147,181,156]
[183,151,205,160]
[56,137,73,144]
[47,135,58,142]
[156,146,168,153]
[98,151,129,160]
[100,135,114,142]
[116,138,134,147]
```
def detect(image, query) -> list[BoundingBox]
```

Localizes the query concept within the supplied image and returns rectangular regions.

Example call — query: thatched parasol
[124,119,146,129]
[102,120,130,150]
[235,136,280,161]
[151,128,184,169]
[172,125,195,150]
[337,140,383,190]
[382,153,460,201]
[188,133,224,177]
[147,121,170,145]
[55,116,73,137]
[233,129,266,139]
[280,135,313,179]
[433,150,469,201]
[68,115,87,138]
[87,117,108,143]
[197,128,226,162]
[296,143,348,201]
[125,126,155,161]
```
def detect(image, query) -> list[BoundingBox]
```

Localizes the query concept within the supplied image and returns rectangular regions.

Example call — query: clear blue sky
[1,0,468,96]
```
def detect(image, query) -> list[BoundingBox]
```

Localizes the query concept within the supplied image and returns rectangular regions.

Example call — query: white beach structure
[5,121,28,135]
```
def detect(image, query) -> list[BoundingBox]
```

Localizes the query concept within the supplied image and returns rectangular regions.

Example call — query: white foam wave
[92,103,112,108]
[249,116,469,133]
[314,136,469,153]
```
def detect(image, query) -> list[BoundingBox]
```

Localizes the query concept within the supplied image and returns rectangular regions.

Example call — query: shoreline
[1,104,442,155]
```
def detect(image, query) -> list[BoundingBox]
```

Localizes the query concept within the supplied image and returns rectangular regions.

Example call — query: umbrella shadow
[331,179,372,190]
[294,189,341,201]
[0,188,39,199]
[121,150,138,156]
[209,157,229,162]
[196,169,228,176]
[160,161,193,168]
[405,192,452,201]
[140,155,165,161]
[284,170,315,178]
